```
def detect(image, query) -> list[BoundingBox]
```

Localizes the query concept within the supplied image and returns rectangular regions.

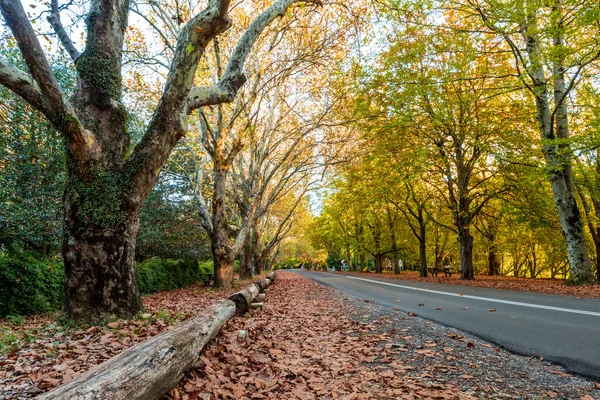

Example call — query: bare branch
[47,0,80,61]
[0,57,48,114]
[0,0,90,156]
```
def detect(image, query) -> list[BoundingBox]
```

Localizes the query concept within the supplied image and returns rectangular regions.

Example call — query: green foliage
[0,47,71,256]
[0,252,64,317]
[326,252,341,270]
[69,168,130,233]
[137,183,211,261]
[136,257,213,294]
[198,260,214,276]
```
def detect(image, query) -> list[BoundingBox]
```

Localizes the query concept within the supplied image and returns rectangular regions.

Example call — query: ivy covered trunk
[212,166,234,289]
[62,165,142,321]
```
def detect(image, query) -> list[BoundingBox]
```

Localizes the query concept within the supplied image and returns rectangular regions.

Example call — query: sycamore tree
[0,0,318,320]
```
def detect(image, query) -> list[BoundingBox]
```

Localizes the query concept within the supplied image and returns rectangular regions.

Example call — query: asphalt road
[295,270,600,379]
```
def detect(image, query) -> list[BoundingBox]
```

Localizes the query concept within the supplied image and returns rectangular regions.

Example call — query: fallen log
[38,273,277,400]
[228,272,276,313]
[38,300,236,400]
[228,283,260,313]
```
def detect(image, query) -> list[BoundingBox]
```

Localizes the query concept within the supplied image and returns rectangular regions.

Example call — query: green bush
[0,253,214,316]
[198,260,214,276]
[0,252,64,317]
[136,258,213,294]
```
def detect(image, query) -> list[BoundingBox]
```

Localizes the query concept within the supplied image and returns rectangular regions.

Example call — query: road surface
[295,270,600,379]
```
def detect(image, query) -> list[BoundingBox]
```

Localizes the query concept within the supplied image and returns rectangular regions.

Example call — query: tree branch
[47,0,80,61]
[0,0,90,156]
[0,57,48,114]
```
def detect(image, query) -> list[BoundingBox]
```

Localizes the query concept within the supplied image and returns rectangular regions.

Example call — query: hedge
[0,254,215,317]
[137,258,213,294]
[0,252,63,317]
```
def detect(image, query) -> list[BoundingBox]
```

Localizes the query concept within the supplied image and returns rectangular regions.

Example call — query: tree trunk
[212,166,234,288]
[419,224,427,277]
[62,164,142,321]
[459,228,474,280]
[521,18,594,284]
[239,228,255,280]
[488,245,500,276]
[386,205,400,274]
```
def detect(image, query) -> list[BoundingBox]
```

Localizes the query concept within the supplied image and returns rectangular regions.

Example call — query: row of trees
[313,0,600,282]
[0,0,360,320]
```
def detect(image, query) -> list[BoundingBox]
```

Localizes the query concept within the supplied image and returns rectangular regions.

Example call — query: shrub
[198,260,214,276]
[0,253,215,316]
[0,252,64,317]
[136,258,213,294]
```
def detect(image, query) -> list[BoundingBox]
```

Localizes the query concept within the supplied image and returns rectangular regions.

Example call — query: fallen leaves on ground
[338,271,600,299]
[167,272,477,400]
[0,280,252,398]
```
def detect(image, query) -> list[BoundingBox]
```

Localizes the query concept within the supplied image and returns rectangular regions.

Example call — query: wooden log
[254,272,276,292]
[228,272,277,313]
[228,283,261,314]
[250,302,264,309]
[37,300,237,400]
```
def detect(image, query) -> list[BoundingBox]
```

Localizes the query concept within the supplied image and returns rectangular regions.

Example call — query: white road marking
[336,275,600,317]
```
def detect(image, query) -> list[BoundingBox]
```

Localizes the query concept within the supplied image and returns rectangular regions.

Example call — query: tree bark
[419,225,428,278]
[239,229,255,280]
[386,206,400,274]
[63,171,142,320]
[459,227,474,280]
[212,165,234,288]
[488,245,501,276]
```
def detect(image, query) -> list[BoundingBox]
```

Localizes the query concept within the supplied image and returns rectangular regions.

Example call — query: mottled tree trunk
[212,166,234,288]
[239,229,256,280]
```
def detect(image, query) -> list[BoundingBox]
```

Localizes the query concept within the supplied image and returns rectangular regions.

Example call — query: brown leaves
[167,273,479,400]
[0,282,251,398]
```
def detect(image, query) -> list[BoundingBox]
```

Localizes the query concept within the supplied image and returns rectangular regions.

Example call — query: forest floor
[168,272,599,400]
[2,272,599,399]
[0,279,253,399]
[335,271,600,299]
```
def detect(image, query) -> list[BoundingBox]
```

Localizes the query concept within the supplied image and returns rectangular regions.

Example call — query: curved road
[295,270,600,379]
